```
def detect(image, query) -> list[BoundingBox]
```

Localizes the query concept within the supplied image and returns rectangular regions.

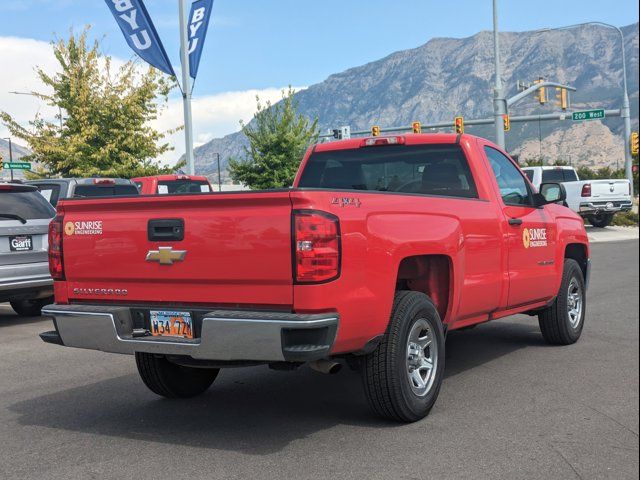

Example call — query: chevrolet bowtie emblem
[145,247,187,265]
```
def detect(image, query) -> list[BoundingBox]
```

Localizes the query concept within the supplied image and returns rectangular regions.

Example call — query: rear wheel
[538,259,586,345]
[361,291,445,422]
[10,296,53,317]
[588,213,613,228]
[135,352,219,398]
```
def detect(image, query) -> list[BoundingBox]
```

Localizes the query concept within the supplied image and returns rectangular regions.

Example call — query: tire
[10,296,53,317]
[135,352,219,398]
[361,291,446,422]
[588,213,613,228]
[538,259,586,345]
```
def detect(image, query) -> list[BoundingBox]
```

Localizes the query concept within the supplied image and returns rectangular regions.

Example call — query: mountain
[194,23,639,181]
[0,138,32,180]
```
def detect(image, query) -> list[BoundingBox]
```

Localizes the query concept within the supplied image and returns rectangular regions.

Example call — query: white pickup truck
[522,166,633,228]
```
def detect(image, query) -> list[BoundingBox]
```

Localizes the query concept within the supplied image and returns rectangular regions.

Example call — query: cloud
[1,35,301,166]
[152,87,304,163]
[0,36,61,146]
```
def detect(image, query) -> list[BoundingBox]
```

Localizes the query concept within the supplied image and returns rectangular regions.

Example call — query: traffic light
[454,116,464,134]
[502,114,510,132]
[632,132,639,156]
[412,121,421,134]
[371,125,381,137]
[555,87,568,111]
[534,78,546,105]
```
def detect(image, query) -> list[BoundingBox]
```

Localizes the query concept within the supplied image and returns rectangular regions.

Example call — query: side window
[484,147,532,206]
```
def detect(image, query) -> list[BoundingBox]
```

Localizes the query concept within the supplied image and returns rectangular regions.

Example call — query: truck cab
[132,175,213,195]
[27,178,140,207]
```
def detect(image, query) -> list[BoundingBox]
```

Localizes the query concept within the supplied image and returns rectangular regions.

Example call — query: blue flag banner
[187,0,214,79]
[104,0,175,76]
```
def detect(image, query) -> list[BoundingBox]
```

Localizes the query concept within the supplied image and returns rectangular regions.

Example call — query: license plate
[9,235,33,252]
[149,310,194,339]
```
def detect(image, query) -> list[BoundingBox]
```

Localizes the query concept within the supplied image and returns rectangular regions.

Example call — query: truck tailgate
[589,179,630,198]
[59,192,294,306]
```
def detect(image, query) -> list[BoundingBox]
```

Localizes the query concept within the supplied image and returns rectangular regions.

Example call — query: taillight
[581,183,592,197]
[293,211,341,283]
[48,215,65,280]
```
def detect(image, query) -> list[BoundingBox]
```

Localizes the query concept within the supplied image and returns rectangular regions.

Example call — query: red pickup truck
[41,134,590,422]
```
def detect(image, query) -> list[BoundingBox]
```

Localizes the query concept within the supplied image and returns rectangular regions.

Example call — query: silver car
[0,183,55,316]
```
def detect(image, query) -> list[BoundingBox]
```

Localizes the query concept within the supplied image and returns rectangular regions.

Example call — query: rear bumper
[0,262,53,301]
[579,201,633,214]
[40,304,339,363]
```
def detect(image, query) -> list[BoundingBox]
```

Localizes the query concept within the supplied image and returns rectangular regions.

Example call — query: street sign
[2,162,31,170]
[572,109,605,122]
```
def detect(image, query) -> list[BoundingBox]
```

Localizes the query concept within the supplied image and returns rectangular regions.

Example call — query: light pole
[215,152,222,192]
[534,22,634,196]
[492,0,507,149]
[9,91,64,130]
[2,137,14,181]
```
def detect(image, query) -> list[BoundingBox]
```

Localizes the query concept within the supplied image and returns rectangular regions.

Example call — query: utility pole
[179,0,196,176]
[216,152,222,192]
[492,0,507,149]
[2,137,14,182]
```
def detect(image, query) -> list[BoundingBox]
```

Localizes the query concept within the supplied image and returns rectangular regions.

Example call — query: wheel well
[565,243,588,279]
[396,255,451,321]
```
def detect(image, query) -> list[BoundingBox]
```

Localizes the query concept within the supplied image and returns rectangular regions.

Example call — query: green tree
[1,29,180,179]
[228,87,318,189]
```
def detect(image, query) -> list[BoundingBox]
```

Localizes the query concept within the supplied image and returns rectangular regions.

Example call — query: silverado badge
[146,247,187,265]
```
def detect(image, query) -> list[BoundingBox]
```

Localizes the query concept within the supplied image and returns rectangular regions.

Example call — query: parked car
[522,166,632,228]
[132,174,213,195]
[0,183,55,316]
[40,134,589,422]
[26,178,140,207]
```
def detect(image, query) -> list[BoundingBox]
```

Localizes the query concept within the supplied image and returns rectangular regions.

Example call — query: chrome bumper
[579,201,633,214]
[41,304,339,362]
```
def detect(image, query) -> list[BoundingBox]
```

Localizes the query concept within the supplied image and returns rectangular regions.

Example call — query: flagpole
[179,0,195,175]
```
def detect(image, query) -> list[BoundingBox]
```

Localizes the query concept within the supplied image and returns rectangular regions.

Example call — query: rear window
[298,144,478,198]
[33,183,62,207]
[0,191,56,220]
[72,184,140,198]
[157,180,211,194]
[542,169,578,183]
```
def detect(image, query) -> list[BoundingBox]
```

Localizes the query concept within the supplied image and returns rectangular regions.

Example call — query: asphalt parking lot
[1,240,638,480]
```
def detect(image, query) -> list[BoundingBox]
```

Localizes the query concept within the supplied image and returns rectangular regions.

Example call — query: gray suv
[0,183,55,316]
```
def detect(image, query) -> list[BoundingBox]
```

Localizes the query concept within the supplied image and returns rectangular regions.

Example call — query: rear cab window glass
[33,183,62,207]
[298,144,478,199]
[157,180,211,194]
[0,190,56,220]
[541,169,578,183]
[484,147,532,206]
[72,184,139,197]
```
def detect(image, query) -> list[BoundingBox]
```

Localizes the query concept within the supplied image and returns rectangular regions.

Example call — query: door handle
[508,218,523,226]
[148,219,184,241]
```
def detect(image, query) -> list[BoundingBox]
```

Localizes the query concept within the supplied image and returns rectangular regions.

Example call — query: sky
[1,0,638,164]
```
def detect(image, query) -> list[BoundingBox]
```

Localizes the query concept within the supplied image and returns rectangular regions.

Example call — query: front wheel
[538,259,586,345]
[361,291,446,422]
[135,352,219,398]
[588,213,613,228]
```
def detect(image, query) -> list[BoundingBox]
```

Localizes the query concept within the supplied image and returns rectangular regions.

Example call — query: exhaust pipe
[309,359,342,375]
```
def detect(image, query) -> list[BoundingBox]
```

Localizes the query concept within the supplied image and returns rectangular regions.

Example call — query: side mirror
[535,182,566,206]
